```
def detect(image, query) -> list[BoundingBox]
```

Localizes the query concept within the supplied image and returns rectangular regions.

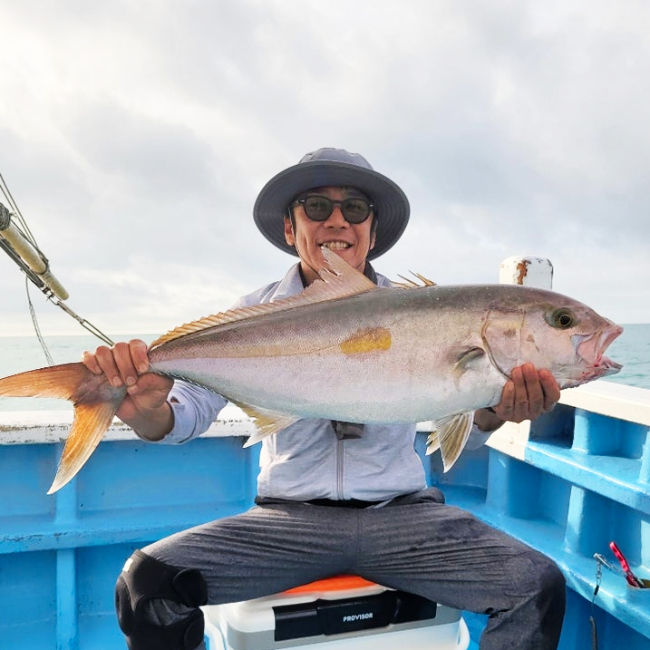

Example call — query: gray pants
[137,489,565,650]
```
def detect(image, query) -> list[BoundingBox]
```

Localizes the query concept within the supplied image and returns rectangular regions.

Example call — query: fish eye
[547,308,576,330]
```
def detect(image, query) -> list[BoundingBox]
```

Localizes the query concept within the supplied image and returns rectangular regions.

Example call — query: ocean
[0,325,649,412]
[0,332,157,412]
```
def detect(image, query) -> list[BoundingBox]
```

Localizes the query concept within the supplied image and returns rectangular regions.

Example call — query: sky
[0,0,649,342]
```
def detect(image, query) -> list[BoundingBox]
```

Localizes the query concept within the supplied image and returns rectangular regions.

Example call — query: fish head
[482,288,623,389]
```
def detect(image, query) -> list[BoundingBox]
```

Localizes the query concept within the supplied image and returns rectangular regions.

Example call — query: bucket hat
[253,148,410,260]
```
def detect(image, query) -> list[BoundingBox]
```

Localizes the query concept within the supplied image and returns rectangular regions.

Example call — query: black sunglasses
[292,195,374,224]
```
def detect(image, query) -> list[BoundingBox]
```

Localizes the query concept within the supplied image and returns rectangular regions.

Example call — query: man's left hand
[492,363,561,423]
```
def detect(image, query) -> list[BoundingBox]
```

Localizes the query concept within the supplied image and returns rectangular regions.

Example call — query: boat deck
[1,381,649,649]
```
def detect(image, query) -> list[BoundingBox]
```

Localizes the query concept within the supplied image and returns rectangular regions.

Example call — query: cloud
[0,0,648,342]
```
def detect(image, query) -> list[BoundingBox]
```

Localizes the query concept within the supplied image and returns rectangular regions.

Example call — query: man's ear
[369,217,377,251]
[284,215,295,246]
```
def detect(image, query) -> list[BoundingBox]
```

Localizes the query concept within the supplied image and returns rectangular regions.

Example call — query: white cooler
[203,575,470,650]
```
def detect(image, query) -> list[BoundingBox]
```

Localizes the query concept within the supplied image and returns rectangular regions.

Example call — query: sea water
[0,325,649,412]
[0,333,157,412]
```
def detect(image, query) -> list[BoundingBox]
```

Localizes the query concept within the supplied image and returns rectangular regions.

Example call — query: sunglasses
[292,195,374,224]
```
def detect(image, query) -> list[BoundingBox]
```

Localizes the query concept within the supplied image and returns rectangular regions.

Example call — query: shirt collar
[269,263,305,302]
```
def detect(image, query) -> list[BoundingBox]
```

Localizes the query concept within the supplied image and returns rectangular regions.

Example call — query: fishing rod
[0,202,69,300]
[0,175,114,357]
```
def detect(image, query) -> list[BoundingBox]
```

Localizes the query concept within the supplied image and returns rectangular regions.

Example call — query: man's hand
[494,363,560,423]
[474,363,561,431]
[81,339,174,440]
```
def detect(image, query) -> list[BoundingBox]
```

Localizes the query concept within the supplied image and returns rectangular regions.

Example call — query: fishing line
[590,556,601,650]
[26,275,54,366]
[0,174,115,353]
[0,173,38,245]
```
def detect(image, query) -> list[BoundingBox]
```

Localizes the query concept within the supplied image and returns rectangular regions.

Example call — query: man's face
[284,186,376,285]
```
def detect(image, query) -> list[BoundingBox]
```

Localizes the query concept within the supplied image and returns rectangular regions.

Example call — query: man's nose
[324,203,348,227]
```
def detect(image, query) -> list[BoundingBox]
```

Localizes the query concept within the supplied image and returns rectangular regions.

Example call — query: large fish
[0,249,622,493]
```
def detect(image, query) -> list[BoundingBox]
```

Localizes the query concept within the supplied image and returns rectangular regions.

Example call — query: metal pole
[499,255,553,289]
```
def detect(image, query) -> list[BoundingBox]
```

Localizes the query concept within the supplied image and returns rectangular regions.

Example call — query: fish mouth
[572,324,624,383]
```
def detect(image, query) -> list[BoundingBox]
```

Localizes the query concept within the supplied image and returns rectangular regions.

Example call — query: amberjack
[0,249,623,493]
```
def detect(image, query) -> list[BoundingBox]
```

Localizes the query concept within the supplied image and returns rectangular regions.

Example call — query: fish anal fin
[231,401,299,447]
[150,249,378,350]
[426,431,441,454]
[426,412,475,472]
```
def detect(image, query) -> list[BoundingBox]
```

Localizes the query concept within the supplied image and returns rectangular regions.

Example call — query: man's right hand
[81,339,175,440]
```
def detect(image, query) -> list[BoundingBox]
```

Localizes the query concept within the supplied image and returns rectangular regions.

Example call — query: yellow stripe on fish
[339,327,392,355]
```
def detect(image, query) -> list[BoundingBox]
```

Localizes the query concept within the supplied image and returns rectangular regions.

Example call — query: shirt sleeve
[136,380,228,444]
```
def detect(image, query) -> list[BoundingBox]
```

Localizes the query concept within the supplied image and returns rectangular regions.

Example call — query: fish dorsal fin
[425,412,475,472]
[392,271,437,288]
[150,248,377,349]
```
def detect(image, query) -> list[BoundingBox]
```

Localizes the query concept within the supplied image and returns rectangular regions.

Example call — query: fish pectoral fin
[455,347,486,369]
[454,347,487,377]
[426,412,475,472]
[233,401,299,447]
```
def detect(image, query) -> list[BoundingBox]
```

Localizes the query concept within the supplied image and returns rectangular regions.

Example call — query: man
[84,148,565,650]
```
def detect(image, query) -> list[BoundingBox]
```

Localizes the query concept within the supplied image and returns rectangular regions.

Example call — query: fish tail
[0,363,127,493]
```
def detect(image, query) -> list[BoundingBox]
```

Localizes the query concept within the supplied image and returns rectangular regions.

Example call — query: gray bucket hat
[253,148,410,260]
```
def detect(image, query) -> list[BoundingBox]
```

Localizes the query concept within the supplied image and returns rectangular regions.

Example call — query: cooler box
[203,575,470,650]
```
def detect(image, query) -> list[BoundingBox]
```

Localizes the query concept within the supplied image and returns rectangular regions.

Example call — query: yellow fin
[232,400,300,447]
[0,363,92,400]
[340,327,392,355]
[426,412,475,472]
[426,431,441,454]
[150,247,377,349]
[48,399,123,494]
[0,363,126,493]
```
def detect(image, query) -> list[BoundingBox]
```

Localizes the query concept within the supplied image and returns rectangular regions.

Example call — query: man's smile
[320,241,352,251]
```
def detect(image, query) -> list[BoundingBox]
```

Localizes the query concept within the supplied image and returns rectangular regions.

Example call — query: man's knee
[115,549,208,650]
[515,551,566,615]
[538,556,566,614]
[534,554,566,598]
